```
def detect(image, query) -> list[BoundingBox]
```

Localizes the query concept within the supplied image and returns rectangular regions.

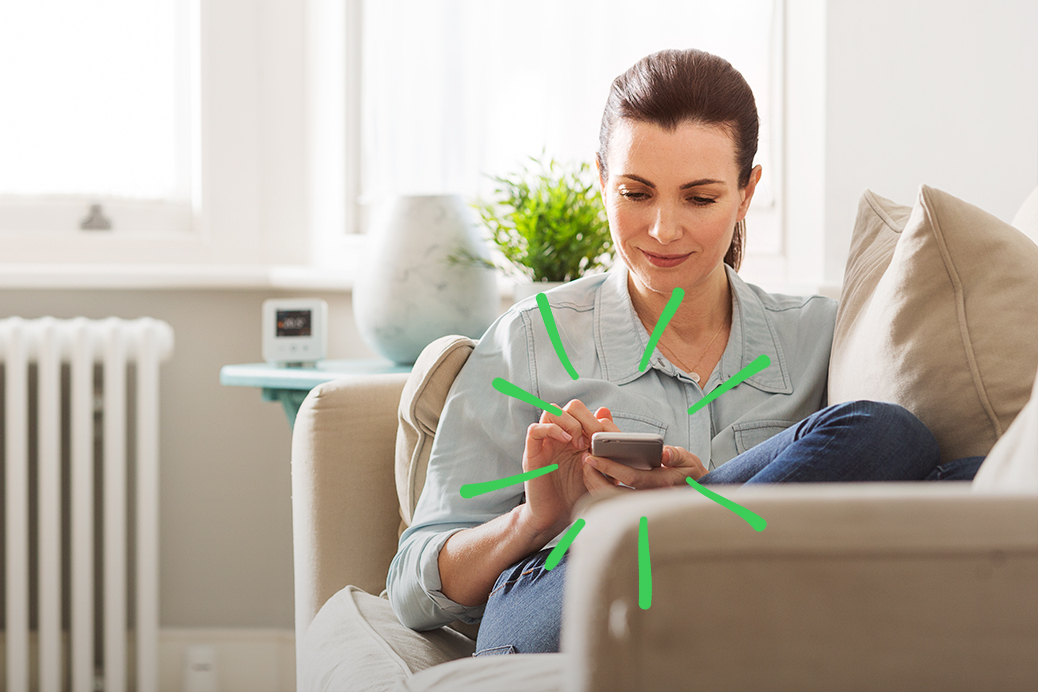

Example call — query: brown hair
[597,49,758,270]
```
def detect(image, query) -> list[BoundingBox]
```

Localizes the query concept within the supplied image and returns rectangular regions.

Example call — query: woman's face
[599,118,760,300]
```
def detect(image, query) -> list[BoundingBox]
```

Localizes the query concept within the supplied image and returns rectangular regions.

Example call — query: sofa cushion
[828,185,1038,463]
[396,334,477,527]
[300,585,476,692]
[974,366,1038,493]
[393,653,565,692]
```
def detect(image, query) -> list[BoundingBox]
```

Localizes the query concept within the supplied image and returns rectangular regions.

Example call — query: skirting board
[0,629,294,692]
[160,628,295,692]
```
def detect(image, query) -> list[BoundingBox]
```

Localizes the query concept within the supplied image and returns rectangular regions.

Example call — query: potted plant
[469,155,613,301]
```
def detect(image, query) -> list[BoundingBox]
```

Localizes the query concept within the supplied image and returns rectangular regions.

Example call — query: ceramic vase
[353,194,500,364]
[512,281,566,304]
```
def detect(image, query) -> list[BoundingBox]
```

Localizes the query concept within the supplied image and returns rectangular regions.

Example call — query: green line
[685,477,767,531]
[687,354,771,416]
[638,516,652,609]
[492,377,563,416]
[544,518,585,571]
[459,464,559,498]
[537,293,579,381]
[639,287,684,371]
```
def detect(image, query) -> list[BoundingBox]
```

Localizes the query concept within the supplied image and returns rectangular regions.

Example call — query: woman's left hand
[584,440,709,492]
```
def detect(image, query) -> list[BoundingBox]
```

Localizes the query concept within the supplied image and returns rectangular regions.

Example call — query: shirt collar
[593,263,792,394]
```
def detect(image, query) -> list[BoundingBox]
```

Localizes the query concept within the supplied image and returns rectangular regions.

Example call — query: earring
[735,219,746,235]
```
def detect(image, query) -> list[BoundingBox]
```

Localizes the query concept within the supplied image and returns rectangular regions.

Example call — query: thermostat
[262,298,328,365]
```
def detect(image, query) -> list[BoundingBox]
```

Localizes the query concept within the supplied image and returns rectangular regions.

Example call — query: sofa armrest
[561,483,1038,692]
[291,373,410,643]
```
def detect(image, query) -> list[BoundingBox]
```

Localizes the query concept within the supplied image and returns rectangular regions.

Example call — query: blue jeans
[473,400,981,656]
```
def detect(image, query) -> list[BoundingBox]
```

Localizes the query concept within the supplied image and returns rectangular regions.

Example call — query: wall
[785,0,1038,288]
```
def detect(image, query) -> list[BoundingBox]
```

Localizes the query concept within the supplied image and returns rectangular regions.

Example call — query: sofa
[291,184,1038,691]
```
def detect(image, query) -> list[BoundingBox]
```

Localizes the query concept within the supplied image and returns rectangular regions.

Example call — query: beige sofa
[291,186,1038,691]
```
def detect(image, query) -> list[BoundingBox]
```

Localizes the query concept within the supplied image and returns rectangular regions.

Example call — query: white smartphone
[590,432,664,471]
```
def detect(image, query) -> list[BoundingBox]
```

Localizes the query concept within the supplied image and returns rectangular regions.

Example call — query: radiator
[1,317,174,692]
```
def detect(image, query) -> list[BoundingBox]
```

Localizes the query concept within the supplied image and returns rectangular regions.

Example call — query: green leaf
[472,153,612,283]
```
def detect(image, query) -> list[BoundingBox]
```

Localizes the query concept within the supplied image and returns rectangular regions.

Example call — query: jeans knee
[839,400,938,456]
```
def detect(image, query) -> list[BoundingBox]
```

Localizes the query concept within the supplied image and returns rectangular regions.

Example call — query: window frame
[0,0,318,269]
[0,0,196,239]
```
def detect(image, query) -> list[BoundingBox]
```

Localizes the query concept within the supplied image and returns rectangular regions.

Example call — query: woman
[387,48,948,656]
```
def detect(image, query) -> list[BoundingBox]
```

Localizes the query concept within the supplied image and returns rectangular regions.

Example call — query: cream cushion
[393,653,565,691]
[300,586,475,692]
[974,366,1038,493]
[395,334,477,526]
[828,185,1038,463]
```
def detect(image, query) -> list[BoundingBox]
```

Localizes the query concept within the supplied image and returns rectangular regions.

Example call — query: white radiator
[1,317,173,692]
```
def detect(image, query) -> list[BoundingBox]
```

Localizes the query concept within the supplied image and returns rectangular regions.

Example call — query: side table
[220,359,413,427]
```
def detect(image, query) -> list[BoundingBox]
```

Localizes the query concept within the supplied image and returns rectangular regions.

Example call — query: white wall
[786,0,1038,288]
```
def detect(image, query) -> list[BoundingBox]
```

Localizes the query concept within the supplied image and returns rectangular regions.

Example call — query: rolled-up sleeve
[387,307,541,631]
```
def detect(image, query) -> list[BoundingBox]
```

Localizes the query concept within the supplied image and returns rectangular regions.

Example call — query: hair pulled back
[597,49,758,270]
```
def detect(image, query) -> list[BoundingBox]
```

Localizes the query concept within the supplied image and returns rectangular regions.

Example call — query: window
[0,0,194,234]
[0,0,314,270]
[361,0,782,259]
[0,0,785,284]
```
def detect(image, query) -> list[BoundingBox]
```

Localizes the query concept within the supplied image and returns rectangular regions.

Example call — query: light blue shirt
[387,263,837,630]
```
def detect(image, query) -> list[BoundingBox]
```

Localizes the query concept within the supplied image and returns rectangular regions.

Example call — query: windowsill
[0,263,519,295]
[0,264,357,291]
[0,259,842,299]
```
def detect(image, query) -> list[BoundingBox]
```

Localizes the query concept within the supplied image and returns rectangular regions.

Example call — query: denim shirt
[387,263,837,630]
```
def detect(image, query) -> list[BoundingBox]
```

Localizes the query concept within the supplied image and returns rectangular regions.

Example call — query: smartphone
[590,432,664,471]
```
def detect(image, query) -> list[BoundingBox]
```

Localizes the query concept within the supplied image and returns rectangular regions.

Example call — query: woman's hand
[518,400,614,543]
[580,407,630,501]
[584,442,708,493]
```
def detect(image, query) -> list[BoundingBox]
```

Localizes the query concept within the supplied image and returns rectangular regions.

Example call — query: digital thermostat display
[277,310,312,337]
[263,299,327,365]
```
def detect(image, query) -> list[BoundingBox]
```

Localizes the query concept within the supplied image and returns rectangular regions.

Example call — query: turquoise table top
[220,359,413,426]
[220,359,412,389]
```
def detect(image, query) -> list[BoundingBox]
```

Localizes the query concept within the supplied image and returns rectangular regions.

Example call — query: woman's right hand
[518,399,610,544]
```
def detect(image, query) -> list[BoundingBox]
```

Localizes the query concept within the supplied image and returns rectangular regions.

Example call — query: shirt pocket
[610,411,668,437]
[732,419,793,455]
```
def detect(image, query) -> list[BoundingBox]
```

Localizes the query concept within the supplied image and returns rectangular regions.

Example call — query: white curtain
[361,0,777,210]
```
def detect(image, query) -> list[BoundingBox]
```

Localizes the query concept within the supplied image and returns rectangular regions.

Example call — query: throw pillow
[973,366,1038,493]
[828,185,1038,464]
[395,334,476,527]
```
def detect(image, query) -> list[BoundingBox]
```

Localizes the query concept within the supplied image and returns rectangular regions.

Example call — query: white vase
[353,194,500,364]
[512,280,566,304]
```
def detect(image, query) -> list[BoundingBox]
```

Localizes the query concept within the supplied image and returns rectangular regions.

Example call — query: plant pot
[353,194,500,364]
[512,280,566,304]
